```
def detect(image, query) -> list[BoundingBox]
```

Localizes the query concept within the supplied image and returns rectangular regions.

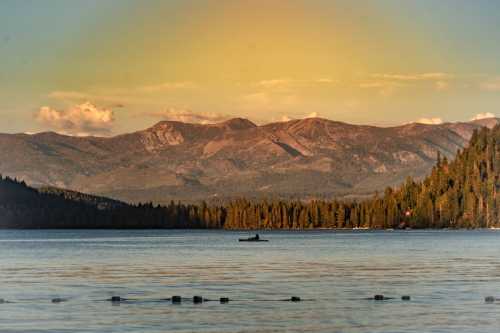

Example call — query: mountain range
[1,117,498,204]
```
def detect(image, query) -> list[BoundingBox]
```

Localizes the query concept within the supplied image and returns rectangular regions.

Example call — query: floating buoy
[485,296,495,303]
[193,296,203,304]
[51,298,66,303]
[374,295,385,301]
[401,296,411,301]
[291,296,301,302]
[220,297,229,304]
[172,296,181,304]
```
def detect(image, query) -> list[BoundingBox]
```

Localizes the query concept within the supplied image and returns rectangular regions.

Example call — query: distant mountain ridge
[1,117,499,203]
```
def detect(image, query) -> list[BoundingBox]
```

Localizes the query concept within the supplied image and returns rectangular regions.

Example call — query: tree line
[223,125,500,229]
[2,125,500,229]
[0,177,225,228]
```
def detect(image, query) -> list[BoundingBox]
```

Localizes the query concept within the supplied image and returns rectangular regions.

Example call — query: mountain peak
[216,118,257,130]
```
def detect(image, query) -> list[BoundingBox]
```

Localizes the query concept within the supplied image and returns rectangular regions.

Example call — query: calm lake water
[1,230,500,332]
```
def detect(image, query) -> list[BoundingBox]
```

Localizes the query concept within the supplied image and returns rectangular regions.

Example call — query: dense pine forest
[0,177,225,228]
[224,125,500,229]
[2,125,500,229]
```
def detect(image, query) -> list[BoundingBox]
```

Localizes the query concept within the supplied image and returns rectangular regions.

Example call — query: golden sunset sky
[2,0,500,135]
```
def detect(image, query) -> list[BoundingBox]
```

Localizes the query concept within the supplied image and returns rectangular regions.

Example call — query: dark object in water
[51,298,66,303]
[193,296,203,304]
[291,296,301,302]
[172,296,182,304]
[374,295,385,301]
[220,297,229,304]
[239,233,268,242]
[110,296,124,302]
[0,298,5,304]
[485,296,495,303]
[401,295,411,301]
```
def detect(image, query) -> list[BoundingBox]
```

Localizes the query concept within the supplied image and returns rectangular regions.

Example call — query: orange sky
[2,0,500,135]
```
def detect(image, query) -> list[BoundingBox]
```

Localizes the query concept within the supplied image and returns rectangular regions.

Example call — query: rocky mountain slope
[1,117,498,203]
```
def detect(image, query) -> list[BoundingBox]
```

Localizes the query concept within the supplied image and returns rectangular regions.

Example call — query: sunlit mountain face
[1,0,500,137]
[1,116,498,203]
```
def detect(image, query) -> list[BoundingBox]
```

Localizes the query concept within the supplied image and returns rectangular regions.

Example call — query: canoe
[238,238,269,242]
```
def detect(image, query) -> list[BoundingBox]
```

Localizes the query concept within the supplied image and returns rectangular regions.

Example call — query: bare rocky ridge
[0,117,498,204]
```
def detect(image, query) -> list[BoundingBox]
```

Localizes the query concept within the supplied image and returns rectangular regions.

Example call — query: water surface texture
[1,230,500,333]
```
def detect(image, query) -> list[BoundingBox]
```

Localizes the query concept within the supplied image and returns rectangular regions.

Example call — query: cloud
[36,102,115,136]
[361,72,453,96]
[416,117,443,125]
[255,78,337,91]
[278,112,319,122]
[139,81,196,93]
[147,108,229,124]
[471,112,496,121]
[359,81,401,97]
[315,78,336,84]
[280,115,293,122]
[48,81,197,105]
[48,91,90,100]
[257,79,292,89]
[371,72,452,81]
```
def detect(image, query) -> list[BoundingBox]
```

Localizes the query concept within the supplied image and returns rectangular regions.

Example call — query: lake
[1,229,500,332]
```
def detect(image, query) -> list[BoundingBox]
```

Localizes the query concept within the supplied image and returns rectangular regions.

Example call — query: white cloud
[148,108,229,124]
[471,112,496,121]
[280,115,293,122]
[361,72,453,96]
[359,81,401,97]
[416,117,443,125]
[277,112,319,123]
[315,78,336,84]
[36,102,115,136]
[371,72,452,81]
[257,79,292,89]
[255,78,337,91]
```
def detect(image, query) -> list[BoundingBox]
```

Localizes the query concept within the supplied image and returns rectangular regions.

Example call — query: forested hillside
[223,125,500,229]
[0,176,224,228]
[1,124,500,229]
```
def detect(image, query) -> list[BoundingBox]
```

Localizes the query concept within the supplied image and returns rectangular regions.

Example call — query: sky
[2,0,500,136]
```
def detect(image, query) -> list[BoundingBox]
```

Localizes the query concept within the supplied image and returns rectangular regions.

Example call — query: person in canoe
[239,233,268,242]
